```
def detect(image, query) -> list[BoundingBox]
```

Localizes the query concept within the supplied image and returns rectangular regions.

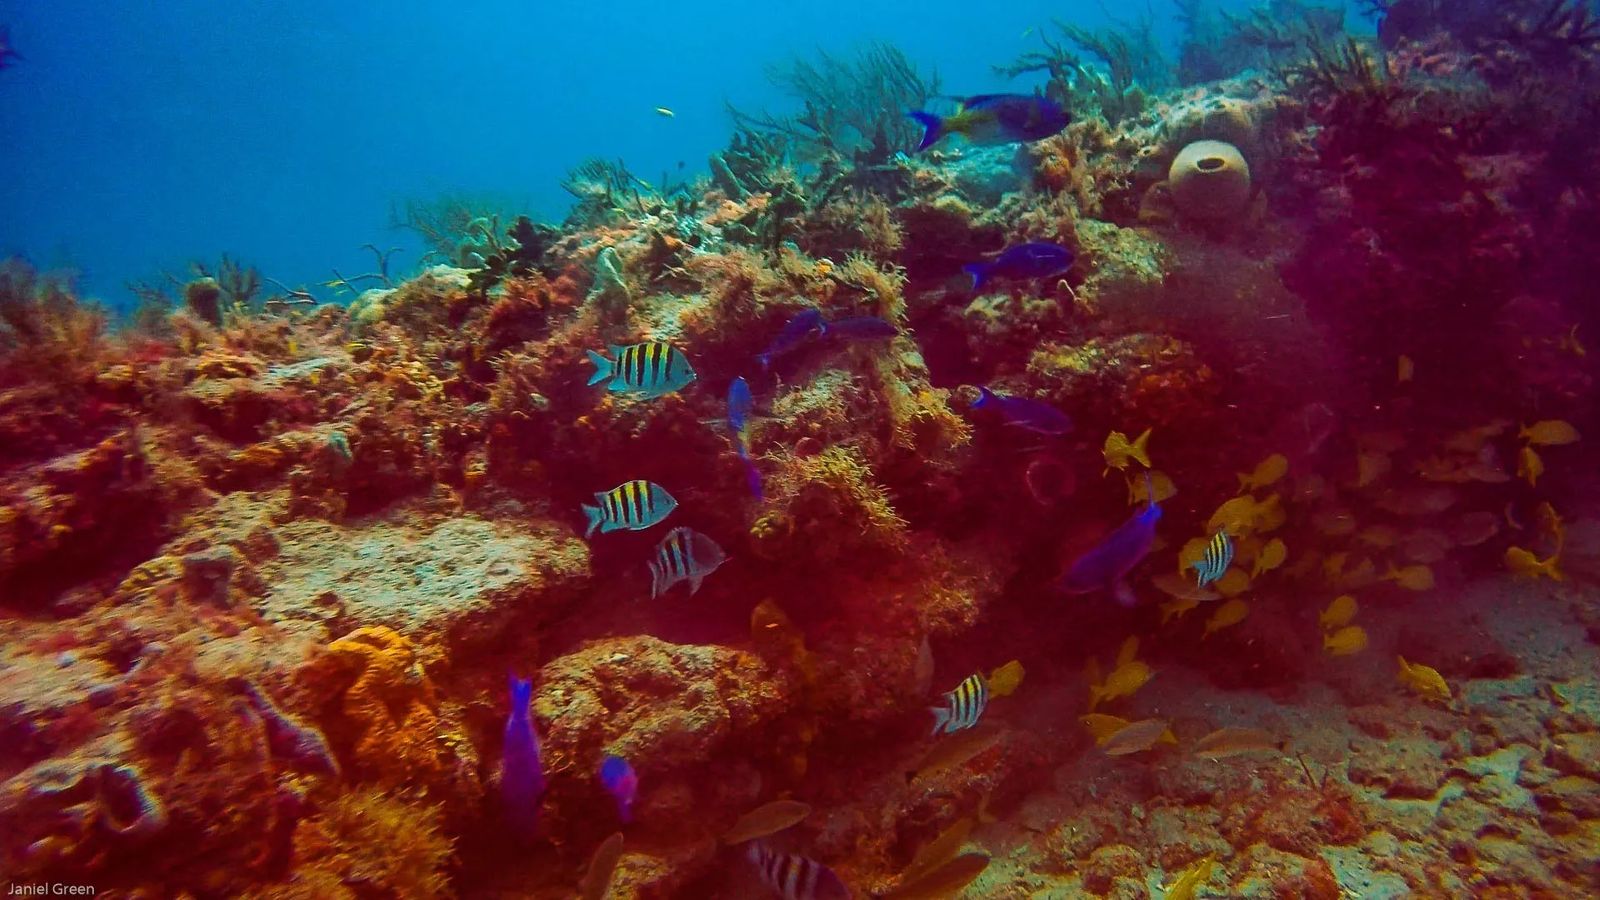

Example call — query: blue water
[0,1,1368,312]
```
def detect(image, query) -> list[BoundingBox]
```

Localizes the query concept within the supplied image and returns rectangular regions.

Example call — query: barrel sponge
[1168,140,1252,221]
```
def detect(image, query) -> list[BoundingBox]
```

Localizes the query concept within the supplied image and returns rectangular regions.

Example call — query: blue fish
[826,316,898,341]
[501,676,546,833]
[1059,475,1162,607]
[908,93,1070,152]
[964,242,1074,293]
[586,342,697,398]
[756,309,824,370]
[971,387,1072,436]
[728,377,754,442]
[598,754,638,824]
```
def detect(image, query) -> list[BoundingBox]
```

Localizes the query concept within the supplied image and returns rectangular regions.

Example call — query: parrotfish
[648,526,727,597]
[930,673,988,736]
[501,676,546,834]
[1060,475,1162,607]
[727,377,764,499]
[825,316,898,341]
[745,841,851,900]
[971,387,1072,435]
[907,94,1070,152]
[598,754,638,824]
[756,309,825,370]
[583,479,677,538]
[963,242,1074,292]
[586,342,696,398]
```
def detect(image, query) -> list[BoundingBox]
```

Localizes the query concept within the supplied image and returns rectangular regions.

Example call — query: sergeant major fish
[584,479,677,537]
[931,673,988,736]
[586,342,696,398]
[649,526,727,597]
[1192,532,1233,588]
[745,841,851,900]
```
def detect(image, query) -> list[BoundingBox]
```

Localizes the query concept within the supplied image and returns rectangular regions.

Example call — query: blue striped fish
[1192,531,1233,588]
[649,527,727,597]
[930,673,988,736]
[745,842,851,900]
[586,342,696,398]
[583,480,677,538]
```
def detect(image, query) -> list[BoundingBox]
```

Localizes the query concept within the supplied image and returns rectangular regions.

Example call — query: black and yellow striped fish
[1192,531,1233,588]
[586,342,697,398]
[583,479,678,538]
[930,673,988,736]
[649,527,727,597]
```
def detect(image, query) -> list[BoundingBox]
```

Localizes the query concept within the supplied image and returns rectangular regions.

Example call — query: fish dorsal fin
[1116,636,1139,669]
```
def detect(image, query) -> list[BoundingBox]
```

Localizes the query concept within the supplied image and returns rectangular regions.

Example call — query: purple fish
[757,309,824,370]
[599,754,638,823]
[971,387,1072,435]
[746,842,851,900]
[501,676,546,834]
[964,242,1074,292]
[1059,475,1162,607]
[826,316,898,341]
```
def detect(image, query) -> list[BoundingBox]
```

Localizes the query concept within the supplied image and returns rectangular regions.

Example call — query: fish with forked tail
[908,94,1070,151]
[1061,474,1162,607]
[502,675,546,834]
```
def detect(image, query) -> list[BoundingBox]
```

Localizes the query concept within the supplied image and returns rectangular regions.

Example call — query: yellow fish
[1163,854,1218,900]
[1504,546,1563,581]
[1397,354,1414,383]
[1103,428,1152,473]
[1191,727,1284,759]
[1160,596,1200,625]
[654,106,675,118]
[1383,564,1434,591]
[1127,469,1177,505]
[1101,718,1178,756]
[1321,552,1349,581]
[1517,445,1544,487]
[1208,495,1260,536]
[1237,453,1288,492]
[1319,595,1358,631]
[1323,624,1368,656]
[1357,524,1399,549]
[1080,713,1134,744]
[1251,538,1287,578]
[1442,421,1510,454]
[1253,494,1286,533]
[1559,323,1585,357]
[986,660,1025,697]
[1213,568,1251,597]
[1520,420,1580,446]
[1089,660,1153,710]
[722,800,812,843]
[1202,599,1249,639]
[1396,655,1451,704]
[1535,501,1565,552]
[1116,636,1140,668]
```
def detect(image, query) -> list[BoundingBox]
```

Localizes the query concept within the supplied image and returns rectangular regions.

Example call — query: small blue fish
[728,377,754,443]
[501,676,545,834]
[584,480,677,538]
[586,342,697,398]
[599,754,638,824]
[0,26,20,70]
[746,842,851,900]
[649,526,727,597]
[908,93,1070,152]
[1060,474,1162,607]
[741,458,764,501]
[964,242,1074,292]
[756,309,825,370]
[971,387,1072,436]
[930,673,989,736]
[826,316,898,341]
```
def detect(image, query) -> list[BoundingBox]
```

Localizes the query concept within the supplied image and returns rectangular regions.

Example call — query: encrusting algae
[4,4,1600,897]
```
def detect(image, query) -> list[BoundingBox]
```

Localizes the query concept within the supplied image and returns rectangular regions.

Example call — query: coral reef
[3,16,1600,899]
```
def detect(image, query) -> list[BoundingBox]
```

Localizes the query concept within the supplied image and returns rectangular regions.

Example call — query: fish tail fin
[688,574,705,594]
[963,263,988,292]
[1133,428,1153,467]
[585,349,613,386]
[1547,555,1565,581]
[930,706,951,735]
[648,561,664,598]
[908,110,945,151]
[1087,686,1103,711]
[509,675,532,710]
[583,503,603,538]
